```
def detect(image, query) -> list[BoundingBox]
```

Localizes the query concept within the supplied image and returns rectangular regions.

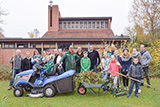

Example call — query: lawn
[0,79,160,107]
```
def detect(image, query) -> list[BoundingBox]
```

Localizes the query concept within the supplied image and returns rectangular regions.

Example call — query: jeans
[143,67,150,85]
[112,76,119,89]
[76,66,81,73]
[102,72,110,89]
[9,69,21,86]
[128,78,140,95]
[122,70,129,87]
[90,65,98,73]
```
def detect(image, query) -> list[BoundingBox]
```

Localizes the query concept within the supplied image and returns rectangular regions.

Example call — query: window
[4,44,15,48]
[59,20,108,30]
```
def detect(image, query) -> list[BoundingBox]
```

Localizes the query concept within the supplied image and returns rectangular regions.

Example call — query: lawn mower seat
[45,64,64,77]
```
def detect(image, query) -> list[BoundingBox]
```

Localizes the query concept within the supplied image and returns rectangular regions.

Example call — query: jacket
[101,57,111,73]
[10,55,23,70]
[43,59,54,72]
[119,54,132,71]
[31,54,42,65]
[88,50,100,66]
[76,51,83,67]
[140,50,152,68]
[127,62,144,79]
[110,60,122,76]
[22,57,33,71]
[80,56,91,72]
[60,51,79,71]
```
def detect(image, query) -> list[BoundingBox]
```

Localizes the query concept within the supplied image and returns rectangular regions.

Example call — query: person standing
[88,45,100,73]
[8,49,23,90]
[76,46,83,73]
[54,49,66,71]
[140,44,152,87]
[22,52,33,71]
[52,49,58,61]
[120,48,132,91]
[111,44,116,55]
[80,51,91,72]
[101,52,111,92]
[126,58,144,98]
[101,44,112,58]
[31,49,42,70]
[58,45,79,71]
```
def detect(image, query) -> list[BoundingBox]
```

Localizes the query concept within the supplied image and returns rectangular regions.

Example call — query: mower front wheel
[14,86,24,97]
[44,85,56,97]
[77,86,87,95]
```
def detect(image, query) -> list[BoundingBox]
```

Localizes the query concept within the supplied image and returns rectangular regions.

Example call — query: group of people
[8,44,152,98]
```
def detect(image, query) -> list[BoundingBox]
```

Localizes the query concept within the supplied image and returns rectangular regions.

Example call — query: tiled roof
[42,29,115,38]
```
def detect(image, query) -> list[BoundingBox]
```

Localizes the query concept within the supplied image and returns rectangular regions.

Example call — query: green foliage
[0,65,12,80]
[74,71,106,84]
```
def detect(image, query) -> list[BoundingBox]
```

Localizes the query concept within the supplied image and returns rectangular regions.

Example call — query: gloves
[126,75,129,79]
[116,62,120,66]
[141,79,144,83]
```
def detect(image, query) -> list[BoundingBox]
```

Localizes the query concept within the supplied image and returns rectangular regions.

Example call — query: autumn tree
[28,29,40,38]
[126,0,160,44]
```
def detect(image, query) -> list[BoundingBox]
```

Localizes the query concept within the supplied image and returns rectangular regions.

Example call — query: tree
[0,3,8,33]
[28,29,40,38]
[126,0,160,44]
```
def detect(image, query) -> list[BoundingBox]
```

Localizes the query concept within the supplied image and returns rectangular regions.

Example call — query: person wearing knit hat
[119,48,132,91]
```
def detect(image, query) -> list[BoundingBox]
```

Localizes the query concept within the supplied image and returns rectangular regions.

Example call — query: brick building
[0,3,130,65]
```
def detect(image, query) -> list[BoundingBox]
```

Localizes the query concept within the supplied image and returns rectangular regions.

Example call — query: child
[101,52,111,92]
[110,55,122,94]
[114,49,121,92]
[80,51,91,72]
[43,55,54,74]
[126,58,144,98]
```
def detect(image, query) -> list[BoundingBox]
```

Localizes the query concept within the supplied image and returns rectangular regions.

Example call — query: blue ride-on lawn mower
[13,64,76,97]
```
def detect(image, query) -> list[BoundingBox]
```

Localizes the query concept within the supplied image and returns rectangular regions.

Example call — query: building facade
[0,4,130,65]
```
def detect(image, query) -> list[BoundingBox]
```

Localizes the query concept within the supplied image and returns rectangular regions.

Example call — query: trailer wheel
[44,85,56,97]
[14,86,24,97]
[77,86,87,95]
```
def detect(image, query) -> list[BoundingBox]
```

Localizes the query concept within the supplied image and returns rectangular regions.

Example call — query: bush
[0,65,12,80]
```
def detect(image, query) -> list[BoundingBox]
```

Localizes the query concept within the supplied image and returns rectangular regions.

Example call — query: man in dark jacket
[8,49,23,90]
[88,45,100,73]
[140,44,152,87]
[126,58,144,98]
[22,52,33,71]
[76,46,83,73]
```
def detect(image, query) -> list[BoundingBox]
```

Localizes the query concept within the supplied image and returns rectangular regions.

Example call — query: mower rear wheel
[44,85,56,97]
[14,86,24,97]
[77,86,87,95]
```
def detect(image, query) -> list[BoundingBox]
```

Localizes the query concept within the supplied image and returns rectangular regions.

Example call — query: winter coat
[127,62,144,79]
[101,57,111,73]
[43,59,54,72]
[80,56,91,72]
[10,55,23,70]
[114,55,121,62]
[132,52,142,64]
[110,60,122,76]
[88,50,100,66]
[60,51,79,71]
[76,51,83,67]
[101,51,112,58]
[31,54,42,65]
[140,50,152,68]
[22,57,33,71]
[119,54,132,72]
[54,54,66,71]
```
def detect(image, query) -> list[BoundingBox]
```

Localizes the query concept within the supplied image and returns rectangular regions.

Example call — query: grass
[0,79,160,107]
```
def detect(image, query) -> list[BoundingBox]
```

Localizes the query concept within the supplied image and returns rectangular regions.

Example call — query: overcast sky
[1,0,133,38]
